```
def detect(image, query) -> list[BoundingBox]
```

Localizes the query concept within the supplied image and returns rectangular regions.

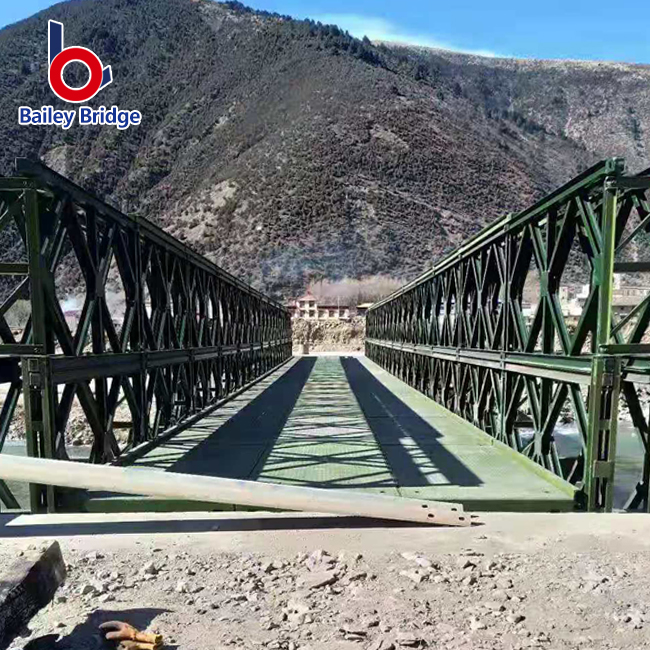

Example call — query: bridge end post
[585,173,622,512]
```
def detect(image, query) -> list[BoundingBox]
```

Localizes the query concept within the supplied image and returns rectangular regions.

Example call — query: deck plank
[84,355,575,513]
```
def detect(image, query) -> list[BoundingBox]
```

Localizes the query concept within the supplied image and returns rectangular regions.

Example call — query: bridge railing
[366,158,650,512]
[0,159,291,512]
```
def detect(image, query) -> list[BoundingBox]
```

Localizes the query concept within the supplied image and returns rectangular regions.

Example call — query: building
[574,278,650,319]
[288,293,354,321]
[356,302,373,317]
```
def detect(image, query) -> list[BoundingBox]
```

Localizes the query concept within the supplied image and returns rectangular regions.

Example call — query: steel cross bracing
[0,159,291,513]
[366,158,650,513]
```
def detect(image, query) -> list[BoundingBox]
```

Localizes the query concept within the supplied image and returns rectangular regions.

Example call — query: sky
[1,0,649,63]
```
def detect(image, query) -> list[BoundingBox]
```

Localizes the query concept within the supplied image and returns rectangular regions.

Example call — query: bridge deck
[84,356,575,513]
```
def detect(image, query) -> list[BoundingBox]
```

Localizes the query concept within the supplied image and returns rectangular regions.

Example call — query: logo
[48,20,112,103]
[18,21,141,130]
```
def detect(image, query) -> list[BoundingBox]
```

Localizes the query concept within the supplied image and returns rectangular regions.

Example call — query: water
[520,422,645,510]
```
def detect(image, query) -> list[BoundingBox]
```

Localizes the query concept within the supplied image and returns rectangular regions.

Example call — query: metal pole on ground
[0,455,471,527]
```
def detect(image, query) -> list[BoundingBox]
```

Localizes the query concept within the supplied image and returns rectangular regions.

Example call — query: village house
[287,293,356,321]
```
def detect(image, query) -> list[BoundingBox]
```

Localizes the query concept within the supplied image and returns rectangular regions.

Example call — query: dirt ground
[1,512,650,650]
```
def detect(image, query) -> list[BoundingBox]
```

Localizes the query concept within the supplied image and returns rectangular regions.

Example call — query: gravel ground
[3,513,650,650]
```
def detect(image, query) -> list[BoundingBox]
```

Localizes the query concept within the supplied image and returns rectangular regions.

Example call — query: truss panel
[367,158,650,512]
[0,160,291,512]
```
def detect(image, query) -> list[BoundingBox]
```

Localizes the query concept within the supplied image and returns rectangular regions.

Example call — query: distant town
[286,293,373,321]
[286,276,650,325]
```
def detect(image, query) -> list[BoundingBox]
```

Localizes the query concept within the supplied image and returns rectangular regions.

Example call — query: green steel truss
[0,160,291,512]
[366,158,650,512]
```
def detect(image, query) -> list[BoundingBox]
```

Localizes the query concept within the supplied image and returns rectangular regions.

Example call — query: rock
[395,632,423,647]
[347,571,368,582]
[483,601,505,612]
[175,580,189,593]
[400,552,432,569]
[367,640,395,650]
[142,561,158,575]
[302,570,338,589]
[400,552,419,562]
[84,551,104,562]
[340,627,367,641]
[469,618,487,631]
[399,570,427,584]
[305,549,330,570]
[507,613,526,625]
[457,558,476,570]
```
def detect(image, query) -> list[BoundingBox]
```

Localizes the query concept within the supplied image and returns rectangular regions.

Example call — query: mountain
[1,0,649,299]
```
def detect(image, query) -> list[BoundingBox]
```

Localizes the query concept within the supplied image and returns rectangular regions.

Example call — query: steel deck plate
[84,356,575,513]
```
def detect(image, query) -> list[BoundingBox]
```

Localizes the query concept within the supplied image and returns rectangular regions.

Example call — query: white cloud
[311,14,504,58]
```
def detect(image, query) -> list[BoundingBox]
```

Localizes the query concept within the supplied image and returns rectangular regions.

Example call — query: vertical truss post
[585,177,621,511]
[499,223,512,444]
[23,187,56,512]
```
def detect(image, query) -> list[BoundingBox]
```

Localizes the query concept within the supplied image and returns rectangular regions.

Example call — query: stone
[367,640,396,650]
[483,601,505,612]
[340,627,367,640]
[84,551,104,562]
[302,570,337,589]
[458,558,476,570]
[142,561,158,575]
[348,571,368,582]
[396,632,423,647]
[399,570,426,584]
[507,613,526,625]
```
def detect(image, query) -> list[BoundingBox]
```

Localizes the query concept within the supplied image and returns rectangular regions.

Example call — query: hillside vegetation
[1,0,649,299]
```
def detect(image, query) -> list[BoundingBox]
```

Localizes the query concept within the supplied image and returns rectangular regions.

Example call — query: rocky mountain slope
[1,0,649,299]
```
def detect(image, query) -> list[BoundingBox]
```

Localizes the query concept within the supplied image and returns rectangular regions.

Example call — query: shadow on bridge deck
[84,356,575,513]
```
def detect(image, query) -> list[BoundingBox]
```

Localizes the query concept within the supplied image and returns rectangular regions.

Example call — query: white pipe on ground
[0,455,471,527]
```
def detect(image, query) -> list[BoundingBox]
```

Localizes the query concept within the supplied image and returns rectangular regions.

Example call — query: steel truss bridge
[0,160,291,513]
[367,158,650,513]
[0,158,649,514]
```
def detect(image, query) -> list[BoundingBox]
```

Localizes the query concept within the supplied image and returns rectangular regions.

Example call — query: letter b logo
[48,20,112,103]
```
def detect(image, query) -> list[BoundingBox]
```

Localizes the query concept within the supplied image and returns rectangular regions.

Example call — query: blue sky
[2,0,649,63]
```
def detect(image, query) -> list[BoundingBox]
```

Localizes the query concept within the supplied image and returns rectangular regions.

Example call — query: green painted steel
[83,357,575,514]
[367,159,650,512]
[0,160,292,513]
